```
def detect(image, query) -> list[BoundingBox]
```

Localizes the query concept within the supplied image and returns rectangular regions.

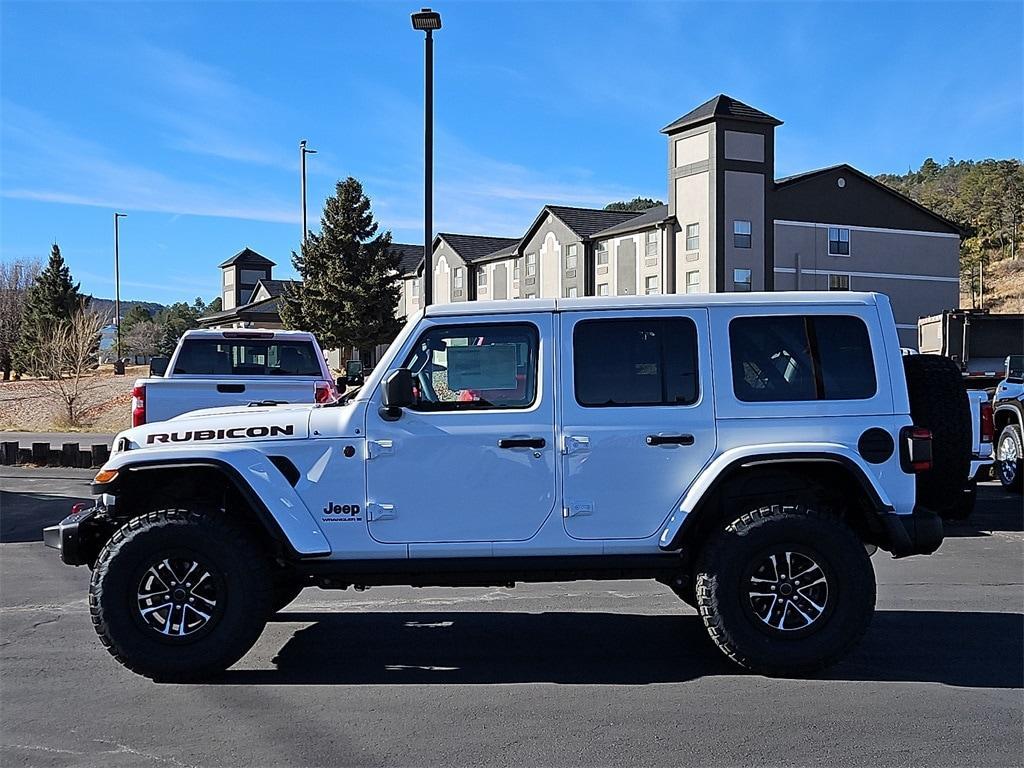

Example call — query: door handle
[217,384,246,393]
[646,433,695,446]
[498,437,546,449]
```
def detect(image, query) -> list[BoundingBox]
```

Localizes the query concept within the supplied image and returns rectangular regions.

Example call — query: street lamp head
[114,212,127,219]
[411,7,441,31]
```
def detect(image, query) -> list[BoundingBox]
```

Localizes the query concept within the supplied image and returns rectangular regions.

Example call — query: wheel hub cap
[747,551,830,632]
[136,558,219,638]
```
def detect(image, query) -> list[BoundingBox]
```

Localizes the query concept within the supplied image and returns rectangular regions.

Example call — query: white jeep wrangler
[46,293,956,680]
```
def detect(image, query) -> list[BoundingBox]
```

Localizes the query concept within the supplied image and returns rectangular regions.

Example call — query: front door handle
[498,437,546,449]
[646,433,695,446]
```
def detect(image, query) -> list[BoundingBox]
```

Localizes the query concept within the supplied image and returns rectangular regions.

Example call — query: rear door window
[730,315,875,401]
[173,339,323,376]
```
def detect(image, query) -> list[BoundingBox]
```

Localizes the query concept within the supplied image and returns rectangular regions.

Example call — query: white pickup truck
[132,329,340,426]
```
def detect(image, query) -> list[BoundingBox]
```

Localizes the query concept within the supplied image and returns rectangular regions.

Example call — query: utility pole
[113,212,127,362]
[412,8,442,306]
[300,140,317,245]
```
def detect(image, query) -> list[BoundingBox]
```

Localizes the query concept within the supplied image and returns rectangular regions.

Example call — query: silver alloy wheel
[999,434,1019,485]
[747,551,829,632]
[136,558,219,637]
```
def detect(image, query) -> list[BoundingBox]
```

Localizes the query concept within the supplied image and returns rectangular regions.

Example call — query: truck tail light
[314,381,336,404]
[980,401,994,443]
[131,385,146,427]
[900,426,933,473]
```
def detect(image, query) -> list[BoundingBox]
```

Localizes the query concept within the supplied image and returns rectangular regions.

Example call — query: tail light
[314,381,336,404]
[900,425,933,473]
[131,385,146,427]
[980,401,994,443]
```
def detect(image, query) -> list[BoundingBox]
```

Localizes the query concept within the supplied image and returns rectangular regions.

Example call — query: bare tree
[0,258,42,380]
[122,320,163,360]
[32,309,104,427]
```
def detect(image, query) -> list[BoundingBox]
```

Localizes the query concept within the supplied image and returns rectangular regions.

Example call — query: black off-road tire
[694,505,875,676]
[902,354,971,514]
[997,424,1023,492]
[89,509,273,681]
[945,480,978,521]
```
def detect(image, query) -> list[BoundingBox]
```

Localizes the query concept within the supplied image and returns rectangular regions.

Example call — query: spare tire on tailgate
[902,354,971,517]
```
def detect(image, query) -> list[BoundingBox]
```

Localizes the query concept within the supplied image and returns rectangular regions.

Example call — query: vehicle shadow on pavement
[944,483,1023,538]
[214,609,1023,688]
[0,490,86,543]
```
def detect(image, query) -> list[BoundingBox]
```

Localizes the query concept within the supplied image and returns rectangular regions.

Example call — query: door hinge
[367,439,394,459]
[563,500,594,518]
[562,435,591,455]
[367,502,396,521]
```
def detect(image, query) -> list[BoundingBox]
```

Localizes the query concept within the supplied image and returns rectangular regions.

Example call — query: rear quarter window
[729,315,876,402]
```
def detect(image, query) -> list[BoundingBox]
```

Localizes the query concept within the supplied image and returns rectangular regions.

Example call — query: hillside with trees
[876,158,1023,312]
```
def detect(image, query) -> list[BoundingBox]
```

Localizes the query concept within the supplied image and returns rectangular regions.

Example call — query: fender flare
[658,444,894,552]
[994,401,1023,426]
[94,447,331,558]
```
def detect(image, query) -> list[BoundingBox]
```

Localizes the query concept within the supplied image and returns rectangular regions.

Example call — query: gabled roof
[253,278,299,298]
[198,295,283,326]
[435,233,520,264]
[591,204,673,239]
[391,243,425,276]
[774,163,963,234]
[476,240,521,263]
[518,205,646,247]
[661,94,782,134]
[218,247,276,269]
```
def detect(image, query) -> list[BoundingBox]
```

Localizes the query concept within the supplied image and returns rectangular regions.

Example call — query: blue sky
[1,1,1021,305]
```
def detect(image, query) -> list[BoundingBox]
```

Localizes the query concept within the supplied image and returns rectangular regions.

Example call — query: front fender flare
[95,446,331,558]
[658,444,894,551]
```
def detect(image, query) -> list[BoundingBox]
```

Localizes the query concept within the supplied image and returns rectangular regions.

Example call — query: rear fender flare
[95,446,330,558]
[658,444,894,551]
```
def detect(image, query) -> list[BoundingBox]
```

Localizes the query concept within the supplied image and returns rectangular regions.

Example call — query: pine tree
[16,244,87,374]
[281,177,402,358]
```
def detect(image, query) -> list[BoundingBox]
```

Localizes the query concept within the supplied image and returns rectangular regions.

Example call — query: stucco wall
[724,170,766,290]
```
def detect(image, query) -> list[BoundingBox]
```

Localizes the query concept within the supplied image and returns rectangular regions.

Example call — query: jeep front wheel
[89,509,273,681]
[694,504,875,676]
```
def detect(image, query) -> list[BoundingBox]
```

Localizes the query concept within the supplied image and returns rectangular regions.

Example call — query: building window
[734,268,752,292]
[566,244,578,270]
[733,220,752,249]
[596,242,609,265]
[526,253,537,277]
[411,279,420,297]
[644,276,660,295]
[525,291,537,299]
[598,283,610,296]
[477,269,487,287]
[685,270,700,294]
[454,267,464,289]
[646,231,658,257]
[565,286,578,298]
[828,227,850,256]
[686,223,699,252]
[828,274,850,291]
[513,262,520,281]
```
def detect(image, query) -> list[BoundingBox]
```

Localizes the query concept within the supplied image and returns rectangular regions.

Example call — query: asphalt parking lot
[1,467,1021,768]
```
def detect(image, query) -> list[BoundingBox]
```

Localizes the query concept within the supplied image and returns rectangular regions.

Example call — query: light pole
[113,212,127,362]
[412,7,441,306]
[300,139,318,245]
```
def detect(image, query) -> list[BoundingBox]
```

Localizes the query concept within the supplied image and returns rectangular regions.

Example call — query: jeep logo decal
[146,425,295,444]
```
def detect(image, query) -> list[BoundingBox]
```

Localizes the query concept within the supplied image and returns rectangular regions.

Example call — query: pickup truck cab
[47,293,952,680]
[132,329,339,426]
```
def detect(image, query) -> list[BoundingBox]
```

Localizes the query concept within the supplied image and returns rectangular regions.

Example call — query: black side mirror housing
[381,368,415,409]
[149,356,169,377]
[335,377,347,395]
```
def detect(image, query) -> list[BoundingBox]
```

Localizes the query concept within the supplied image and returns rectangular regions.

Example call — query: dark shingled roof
[254,279,299,298]
[218,247,276,269]
[661,94,781,134]
[391,243,425,276]
[591,204,672,239]
[477,240,521,263]
[437,233,520,264]
[545,206,645,239]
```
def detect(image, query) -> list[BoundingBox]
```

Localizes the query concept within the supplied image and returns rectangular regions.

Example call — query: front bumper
[43,504,105,566]
[880,506,944,558]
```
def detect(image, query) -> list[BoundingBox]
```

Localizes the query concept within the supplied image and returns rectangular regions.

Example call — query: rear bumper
[880,506,944,558]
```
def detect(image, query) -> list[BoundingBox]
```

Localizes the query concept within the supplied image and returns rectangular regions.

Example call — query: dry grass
[0,364,146,433]
[962,256,1024,314]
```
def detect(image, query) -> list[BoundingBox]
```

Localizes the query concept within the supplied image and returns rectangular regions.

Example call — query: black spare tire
[902,354,971,516]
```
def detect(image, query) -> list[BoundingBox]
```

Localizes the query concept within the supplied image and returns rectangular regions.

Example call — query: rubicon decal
[146,425,295,444]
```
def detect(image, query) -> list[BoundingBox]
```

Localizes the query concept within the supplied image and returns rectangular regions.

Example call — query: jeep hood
[114,405,312,452]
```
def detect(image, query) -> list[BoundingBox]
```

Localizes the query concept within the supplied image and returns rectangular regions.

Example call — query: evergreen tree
[604,197,664,212]
[281,177,401,358]
[16,244,87,373]
[120,304,153,335]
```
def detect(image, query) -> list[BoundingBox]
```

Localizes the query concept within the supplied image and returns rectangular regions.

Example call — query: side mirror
[381,368,415,409]
[149,356,169,377]
[335,377,347,395]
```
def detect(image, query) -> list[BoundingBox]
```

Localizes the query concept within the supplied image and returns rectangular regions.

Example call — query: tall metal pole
[423,28,434,307]
[300,140,317,245]
[113,212,127,361]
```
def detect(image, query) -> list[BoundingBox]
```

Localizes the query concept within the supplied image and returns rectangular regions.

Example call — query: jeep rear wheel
[694,504,875,676]
[89,509,273,681]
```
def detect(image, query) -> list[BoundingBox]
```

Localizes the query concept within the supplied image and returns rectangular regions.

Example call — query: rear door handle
[498,437,546,449]
[217,384,246,393]
[646,433,694,446]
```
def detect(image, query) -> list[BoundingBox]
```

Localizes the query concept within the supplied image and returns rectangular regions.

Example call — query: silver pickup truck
[132,329,341,426]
